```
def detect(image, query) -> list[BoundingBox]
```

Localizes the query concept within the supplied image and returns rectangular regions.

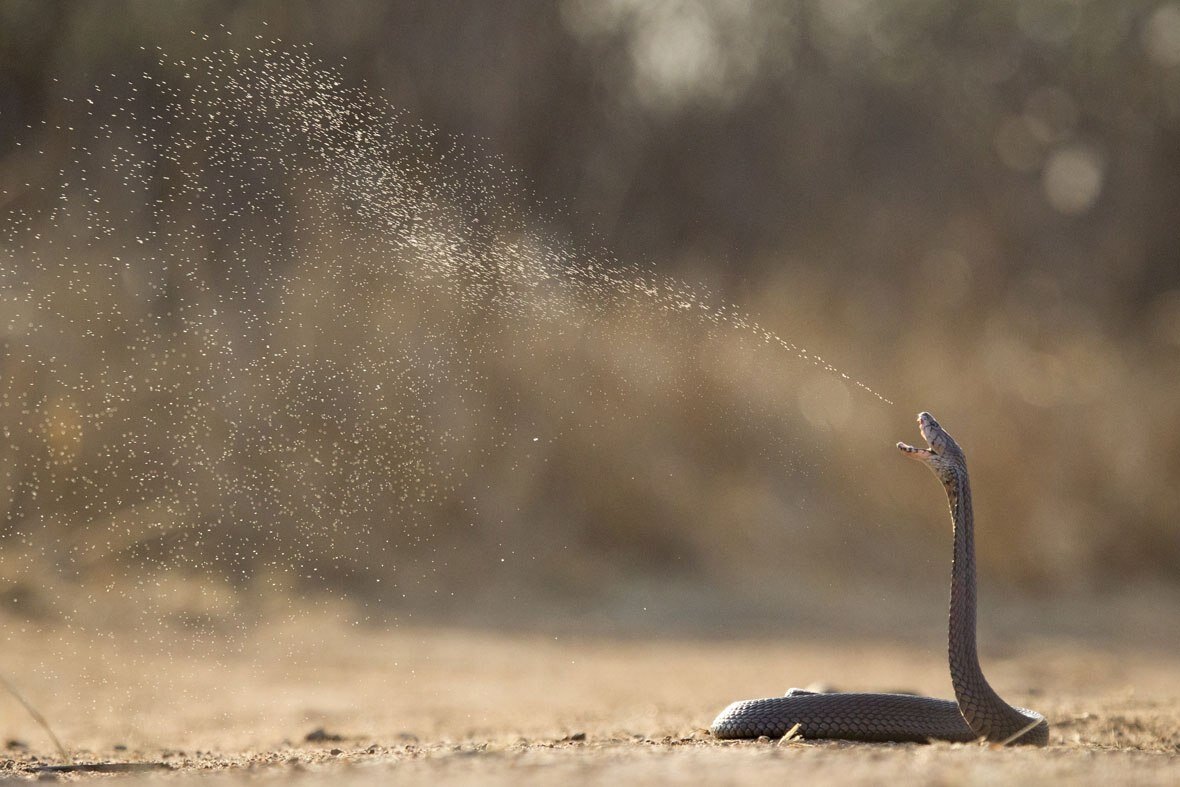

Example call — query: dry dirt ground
[1,606,1178,785]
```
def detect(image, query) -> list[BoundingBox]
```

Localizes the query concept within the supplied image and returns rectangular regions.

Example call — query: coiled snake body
[710,413,1048,746]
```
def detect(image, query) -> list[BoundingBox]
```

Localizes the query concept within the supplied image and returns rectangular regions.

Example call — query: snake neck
[945,467,1031,740]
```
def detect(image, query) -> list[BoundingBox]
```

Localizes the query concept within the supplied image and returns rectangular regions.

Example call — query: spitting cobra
[710,412,1048,746]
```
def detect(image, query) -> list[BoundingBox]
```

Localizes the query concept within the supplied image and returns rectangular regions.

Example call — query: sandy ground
[1,603,1178,786]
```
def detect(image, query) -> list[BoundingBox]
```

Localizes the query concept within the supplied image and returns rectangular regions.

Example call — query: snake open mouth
[897,412,942,459]
[897,416,932,458]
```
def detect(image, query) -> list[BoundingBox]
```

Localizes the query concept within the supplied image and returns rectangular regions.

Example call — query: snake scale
[710,412,1049,746]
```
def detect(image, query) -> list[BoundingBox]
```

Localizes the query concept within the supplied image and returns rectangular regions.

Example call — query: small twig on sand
[30,762,170,774]
[0,671,71,764]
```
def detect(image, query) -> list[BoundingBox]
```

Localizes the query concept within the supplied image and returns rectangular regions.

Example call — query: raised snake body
[709,412,1048,746]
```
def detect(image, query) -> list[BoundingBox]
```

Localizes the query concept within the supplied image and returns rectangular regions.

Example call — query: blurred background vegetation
[1,0,1178,634]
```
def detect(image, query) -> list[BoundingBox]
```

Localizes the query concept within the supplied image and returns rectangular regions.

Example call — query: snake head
[897,412,965,480]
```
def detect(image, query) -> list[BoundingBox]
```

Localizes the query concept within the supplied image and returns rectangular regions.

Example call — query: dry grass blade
[0,672,71,764]
[993,717,1046,748]
[778,722,804,745]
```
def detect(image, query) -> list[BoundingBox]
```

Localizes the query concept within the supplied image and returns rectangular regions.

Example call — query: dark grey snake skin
[710,413,1049,746]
